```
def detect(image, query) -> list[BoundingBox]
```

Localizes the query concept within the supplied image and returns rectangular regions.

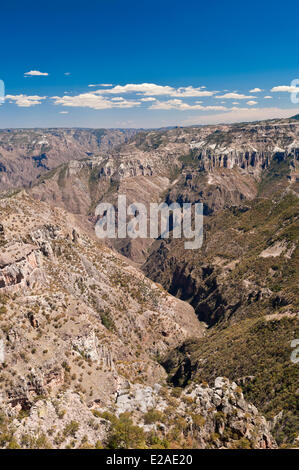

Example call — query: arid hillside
[0,192,276,449]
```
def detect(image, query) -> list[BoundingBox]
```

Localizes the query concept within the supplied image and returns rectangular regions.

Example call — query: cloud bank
[6,94,47,107]
[51,93,141,109]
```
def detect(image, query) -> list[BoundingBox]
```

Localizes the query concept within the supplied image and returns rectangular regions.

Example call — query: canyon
[0,116,298,448]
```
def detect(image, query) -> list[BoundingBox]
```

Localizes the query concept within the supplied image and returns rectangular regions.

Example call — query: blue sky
[0,0,299,128]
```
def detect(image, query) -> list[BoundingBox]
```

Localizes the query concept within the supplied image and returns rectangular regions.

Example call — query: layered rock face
[188,121,298,176]
[0,120,297,200]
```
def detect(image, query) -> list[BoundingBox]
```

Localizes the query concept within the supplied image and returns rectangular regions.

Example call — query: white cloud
[215,92,256,99]
[271,85,298,93]
[249,88,262,92]
[232,102,239,105]
[64,72,71,76]
[59,111,69,114]
[247,100,258,106]
[24,70,49,76]
[183,107,299,125]
[6,94,46,107]
[264,96,273,99]
[51,92,141,109]
[150,99,226,111]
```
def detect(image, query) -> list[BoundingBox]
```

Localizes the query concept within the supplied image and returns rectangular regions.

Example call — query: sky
[0,0,299,128]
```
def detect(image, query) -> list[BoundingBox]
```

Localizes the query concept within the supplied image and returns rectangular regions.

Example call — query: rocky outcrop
[7,390,109,449]
[0,242,42,290]
[111,377,277,449]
